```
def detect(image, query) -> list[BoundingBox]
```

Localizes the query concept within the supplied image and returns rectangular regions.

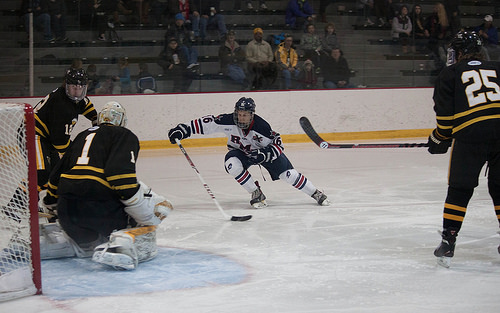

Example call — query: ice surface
[1,142,499,312]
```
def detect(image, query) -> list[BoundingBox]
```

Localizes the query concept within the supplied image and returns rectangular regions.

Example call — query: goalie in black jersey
[168,97,330,208]
[33,68,98,191]
[427,31,500,267]
[38,101,173,270]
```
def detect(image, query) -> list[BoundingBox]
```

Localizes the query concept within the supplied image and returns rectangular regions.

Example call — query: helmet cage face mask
[65,84,88,102]
[233,97,256,129]
[98,101,127,127]
[65,68,89,101]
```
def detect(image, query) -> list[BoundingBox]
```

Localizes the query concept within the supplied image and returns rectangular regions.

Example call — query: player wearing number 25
[168,97,330,208]
[39,102,173,270]
[33,68,98,191]
[427,31,500,267]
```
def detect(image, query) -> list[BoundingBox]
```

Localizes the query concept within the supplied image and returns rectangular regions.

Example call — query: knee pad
[279,169,302,186]
[225,156,245,178]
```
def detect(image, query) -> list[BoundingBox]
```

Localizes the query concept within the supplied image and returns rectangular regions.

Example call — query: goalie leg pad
[39,222,77,259]
[92,226,158,270]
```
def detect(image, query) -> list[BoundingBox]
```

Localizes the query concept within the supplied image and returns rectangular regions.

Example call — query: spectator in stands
[128,0,151,24]
[373,0,389,27]
[86,64,101,95]
[21,0,54,42]
[443,0,460,37]
[424,2,450,74]
[246,27,276,90]
[198,1,227,41]
[318,0,336,23]
[360,0,375,27]
[297,59,317,89]
[149,0,169,26]
[136,63,157,93]
[391,5,412,54]
[475,15,499,61]
[300,23,322,73]
[321,22,339,54]
[158,37,193,92]
[166,13,199,70]
[321,47,354,89]
[47,0,67,41]
[275,34,300,90]
[219,30,248,89]
[411,4,427,53]
[167,0,199,39]
[113,57,132,94]
[285,0,315,30]
[234,1,267,10]
[92,0,119,41]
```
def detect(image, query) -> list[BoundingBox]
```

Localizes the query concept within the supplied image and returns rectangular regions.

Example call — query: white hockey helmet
[98,101,127,127]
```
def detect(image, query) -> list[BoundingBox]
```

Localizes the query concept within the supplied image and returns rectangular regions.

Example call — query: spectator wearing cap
[165,13,199,69]
[246,27,277,90]
[474,14,499,61]
[219,30,249,89]
[166,0,201,39]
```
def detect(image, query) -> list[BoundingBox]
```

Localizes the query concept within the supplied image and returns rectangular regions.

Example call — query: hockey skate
[434,228,457,268]
[311,189,331,206]
[250,181,267,208]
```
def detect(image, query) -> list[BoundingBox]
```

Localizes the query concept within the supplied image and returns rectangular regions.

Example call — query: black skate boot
[311,189,331,206]
[250,181,267,208]
[434,228,458,268]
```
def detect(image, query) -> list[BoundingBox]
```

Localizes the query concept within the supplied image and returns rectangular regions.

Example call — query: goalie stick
[299,117,429,149]
[175,139,252,222]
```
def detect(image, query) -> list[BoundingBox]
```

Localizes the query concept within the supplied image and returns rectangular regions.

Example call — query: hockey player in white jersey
[168,97,330,208]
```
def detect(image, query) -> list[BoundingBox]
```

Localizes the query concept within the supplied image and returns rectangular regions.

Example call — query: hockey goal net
[0,103,41,301]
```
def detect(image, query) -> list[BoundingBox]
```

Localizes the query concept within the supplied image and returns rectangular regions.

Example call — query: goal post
[0,102,42,301]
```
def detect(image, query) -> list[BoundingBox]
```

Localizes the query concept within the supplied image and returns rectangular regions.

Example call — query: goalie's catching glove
[168,123,191,144]
[122,181,173,225]
[427,129,452,154]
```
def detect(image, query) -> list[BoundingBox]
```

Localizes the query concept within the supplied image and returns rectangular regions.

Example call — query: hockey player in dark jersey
[427,31,500,267]
[168,97,330,208]
[38,101,173,270]
[33,67,98,191]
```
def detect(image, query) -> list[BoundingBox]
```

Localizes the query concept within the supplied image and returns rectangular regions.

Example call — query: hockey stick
[299,117,429,149]
[175,139,252,222]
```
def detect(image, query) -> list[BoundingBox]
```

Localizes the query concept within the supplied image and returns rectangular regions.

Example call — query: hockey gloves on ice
[427,129,452,154]
[168,123,191,144]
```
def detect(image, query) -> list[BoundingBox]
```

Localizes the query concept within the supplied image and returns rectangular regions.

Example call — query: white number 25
[462,69,500,107]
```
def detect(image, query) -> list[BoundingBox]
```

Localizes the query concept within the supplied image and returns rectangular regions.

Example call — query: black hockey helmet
[448,31,483,65]
[65,68,88,86]
[234,97,256,129]
[234,97,256,112]
[64,68,88,101]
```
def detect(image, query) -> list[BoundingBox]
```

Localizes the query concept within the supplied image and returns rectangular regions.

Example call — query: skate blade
[437,256,451,268]
[320,199,332,206]
[251,200,268,209]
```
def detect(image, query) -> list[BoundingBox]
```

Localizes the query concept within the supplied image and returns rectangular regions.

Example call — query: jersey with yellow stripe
[33,87,97,153]
[433,59,500,143]
[46,124,140,202]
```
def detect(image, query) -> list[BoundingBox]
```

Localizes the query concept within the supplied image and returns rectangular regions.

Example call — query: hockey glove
[427,129,452,154]
[249,149,272,164]
[168,123,191,144]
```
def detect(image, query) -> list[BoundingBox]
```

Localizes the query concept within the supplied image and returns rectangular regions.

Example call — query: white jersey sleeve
[188,113,284,160]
